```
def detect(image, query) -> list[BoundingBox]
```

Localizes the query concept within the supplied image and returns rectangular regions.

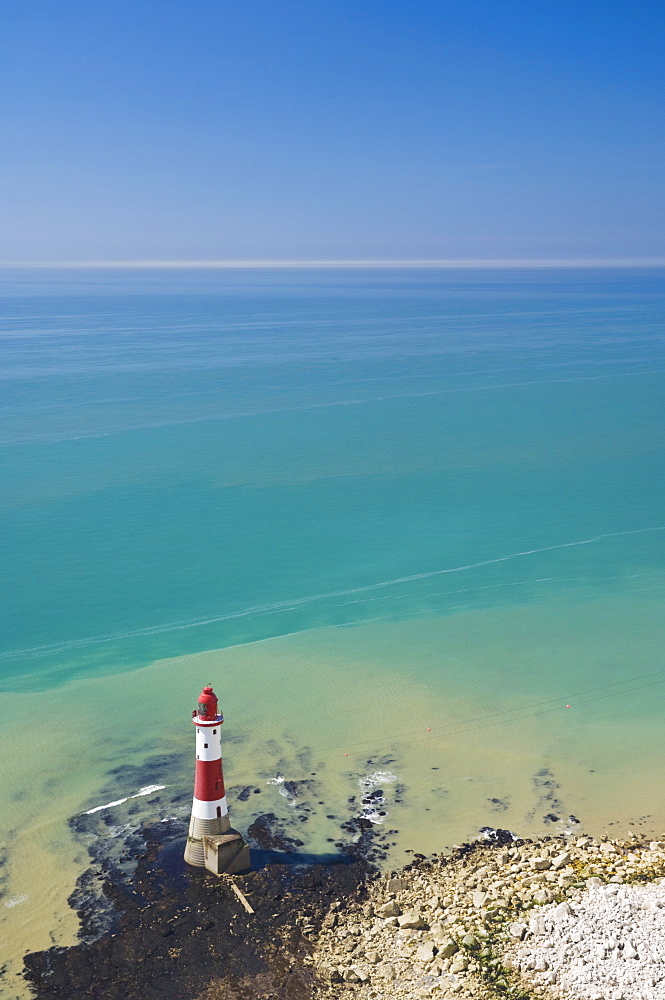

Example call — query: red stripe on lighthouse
[194,758,226,801]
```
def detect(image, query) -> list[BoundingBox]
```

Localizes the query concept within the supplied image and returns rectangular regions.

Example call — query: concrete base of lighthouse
[203,833,251,875]
[184,813,250,873]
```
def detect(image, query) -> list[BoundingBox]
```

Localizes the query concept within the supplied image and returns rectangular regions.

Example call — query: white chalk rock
[551,851,571,869]
[377,900,401,918]
[429,921,448,943]
[398,910,427,929]
[416,942,435,962]
[437,938,459,959]
[623,941,639,960]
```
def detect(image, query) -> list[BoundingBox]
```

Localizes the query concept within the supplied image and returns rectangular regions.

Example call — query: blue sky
[2,0,664,260]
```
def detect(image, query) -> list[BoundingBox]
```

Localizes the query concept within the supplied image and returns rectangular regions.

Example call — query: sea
[1,265,664,991]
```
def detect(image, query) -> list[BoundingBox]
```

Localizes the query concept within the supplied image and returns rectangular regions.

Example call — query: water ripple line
[1,525,664,661]
[2,366,664,447]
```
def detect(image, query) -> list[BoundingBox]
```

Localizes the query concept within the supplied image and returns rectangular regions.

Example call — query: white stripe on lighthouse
[191,794,229,820]
[195,726,222,761]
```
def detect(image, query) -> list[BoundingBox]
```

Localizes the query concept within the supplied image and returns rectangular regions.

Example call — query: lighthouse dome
[196,685,219,720]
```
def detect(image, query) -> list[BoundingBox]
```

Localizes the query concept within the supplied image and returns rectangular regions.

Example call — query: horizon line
[2,257,665,270]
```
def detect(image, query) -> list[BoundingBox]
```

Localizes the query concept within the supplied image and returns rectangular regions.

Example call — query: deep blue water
[1,266,664,691]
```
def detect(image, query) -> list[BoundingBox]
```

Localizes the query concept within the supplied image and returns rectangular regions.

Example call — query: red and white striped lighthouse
[184,684,250,870]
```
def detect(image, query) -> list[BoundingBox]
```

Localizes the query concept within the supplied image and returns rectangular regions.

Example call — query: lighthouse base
[184,813,230,867]
[203,832,251,876]
[184,813,251,872]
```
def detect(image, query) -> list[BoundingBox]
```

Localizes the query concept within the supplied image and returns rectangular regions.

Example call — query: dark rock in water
[543,813,560,823]
[66,868,121,944]
[247,813,305,853]
[24,822,372,1000]
[107,754,175,786]
[478,827,516,846]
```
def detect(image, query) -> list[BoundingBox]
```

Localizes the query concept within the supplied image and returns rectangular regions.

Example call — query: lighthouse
[184,684,250,874]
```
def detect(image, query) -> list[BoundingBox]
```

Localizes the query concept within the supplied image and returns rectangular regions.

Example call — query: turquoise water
[1,266,665,986]
[2,267,664,689]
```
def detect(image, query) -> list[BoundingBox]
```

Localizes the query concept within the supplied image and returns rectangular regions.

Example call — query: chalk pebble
[516,881,665,999]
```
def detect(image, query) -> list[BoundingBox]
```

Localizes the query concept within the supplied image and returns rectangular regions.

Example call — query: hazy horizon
[3,258,665,269]
[3,0,664,260]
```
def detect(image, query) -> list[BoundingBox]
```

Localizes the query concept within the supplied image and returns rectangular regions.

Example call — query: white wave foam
[358,770,399,825]
[359,770,399,792]
[84,784,166,815]
[132,784,166,798]
[4,894,28,908]
[108,822,137,839]
[266,774,299,805]
[85,797,128,815]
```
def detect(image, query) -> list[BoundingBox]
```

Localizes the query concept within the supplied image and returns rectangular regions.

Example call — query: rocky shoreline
[22,822,665,1000]
[310,832,665,1000]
